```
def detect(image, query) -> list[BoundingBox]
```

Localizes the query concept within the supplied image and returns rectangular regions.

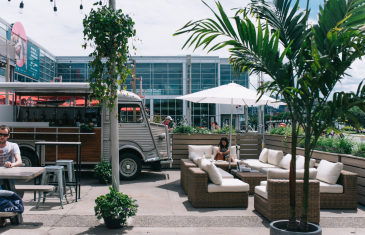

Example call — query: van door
[118,103,154,152]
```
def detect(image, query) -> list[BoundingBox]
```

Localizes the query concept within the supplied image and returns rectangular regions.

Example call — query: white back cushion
[213,146,219,157]
[316,160,343,185]
[188,145,213,158]
[200,159,223,185]
[279,154,296,169]
[296,156,317,169]
[189,152,200,161]
[259,148,269,163]
[231,146,237,159]
[267,149,283,166]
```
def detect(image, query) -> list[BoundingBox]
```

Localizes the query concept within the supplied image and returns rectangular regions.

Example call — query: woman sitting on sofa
[214,137,234,162]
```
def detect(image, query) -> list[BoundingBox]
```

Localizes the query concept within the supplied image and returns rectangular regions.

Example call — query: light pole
[109,0,120,191]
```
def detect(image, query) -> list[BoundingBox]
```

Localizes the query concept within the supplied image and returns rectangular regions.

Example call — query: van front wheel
[119,153,142,180]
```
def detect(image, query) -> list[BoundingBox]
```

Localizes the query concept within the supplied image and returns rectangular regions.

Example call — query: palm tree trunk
[299,108,311,232]
[287,113,298,231]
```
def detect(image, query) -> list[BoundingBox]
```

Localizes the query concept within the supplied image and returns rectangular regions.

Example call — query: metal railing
[0,35,15,61]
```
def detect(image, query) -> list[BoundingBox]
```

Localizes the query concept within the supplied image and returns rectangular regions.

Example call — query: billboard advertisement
[7,22,40,80]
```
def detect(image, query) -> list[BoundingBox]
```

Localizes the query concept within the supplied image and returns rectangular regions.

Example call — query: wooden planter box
[264,134,365,206]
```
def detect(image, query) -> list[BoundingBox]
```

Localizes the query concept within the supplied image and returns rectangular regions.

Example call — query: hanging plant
[82,2,136,111]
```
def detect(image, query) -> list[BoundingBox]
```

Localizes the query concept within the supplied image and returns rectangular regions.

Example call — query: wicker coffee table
[214,161,237,172]
[232,171,267,194]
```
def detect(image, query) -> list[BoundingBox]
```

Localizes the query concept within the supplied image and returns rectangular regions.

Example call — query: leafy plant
[174,0,365,231]
[212,124,236,134]
[94,186,138,225]
[353,142,365,158]
[83,4,136,112]
[94,159,112,179]
[80,124,94,133]
[299,137,355,155]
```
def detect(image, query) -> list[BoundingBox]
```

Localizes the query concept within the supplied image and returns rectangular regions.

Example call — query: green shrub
[268,126,304,136]
[94,159,112,179]
[94,187,138,225]
[342,126,355,131]
[352,142,365,158]
[299,137,355,155]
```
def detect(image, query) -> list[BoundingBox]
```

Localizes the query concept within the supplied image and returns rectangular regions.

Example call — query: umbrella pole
[229,98,233,173]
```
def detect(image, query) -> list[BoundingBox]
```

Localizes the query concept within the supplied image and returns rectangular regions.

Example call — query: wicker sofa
[255,179,320,224]
[180,145,239,195]
[259,161,358,210]
[188,167,249,208]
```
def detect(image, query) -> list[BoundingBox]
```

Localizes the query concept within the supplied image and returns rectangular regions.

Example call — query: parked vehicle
[0,82,172,180]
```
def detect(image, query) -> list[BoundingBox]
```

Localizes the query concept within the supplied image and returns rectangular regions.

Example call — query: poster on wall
[7,22,40,80]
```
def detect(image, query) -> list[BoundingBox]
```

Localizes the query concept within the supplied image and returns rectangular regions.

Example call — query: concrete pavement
[1,169,365,234]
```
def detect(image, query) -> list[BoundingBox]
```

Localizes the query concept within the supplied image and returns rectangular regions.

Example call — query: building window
[220,64,248,88]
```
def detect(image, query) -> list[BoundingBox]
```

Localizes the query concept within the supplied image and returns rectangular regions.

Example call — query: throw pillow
[316,160,343,185]
[188,145,213,158]
[231,146,237,159]
[193,156,203,167]
[189,152,200,161]
[267,149,283,166]
[259,148,269,163]
[296,156,316,169]
[200,159,223,185]
[279,154,293,169]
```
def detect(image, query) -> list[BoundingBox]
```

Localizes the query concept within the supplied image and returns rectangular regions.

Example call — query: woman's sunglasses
[0,134,9,137]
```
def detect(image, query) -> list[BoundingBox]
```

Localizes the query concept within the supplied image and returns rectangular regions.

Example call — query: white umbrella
[176,83,285,172]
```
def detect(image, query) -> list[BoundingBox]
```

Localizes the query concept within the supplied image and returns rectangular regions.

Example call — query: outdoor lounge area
[1,168,364,234]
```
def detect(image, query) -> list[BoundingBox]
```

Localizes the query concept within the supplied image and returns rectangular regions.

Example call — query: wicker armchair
[320,170,358,209]
[181,159,198,195]
[188,167,248,208]
[254,180,320,224]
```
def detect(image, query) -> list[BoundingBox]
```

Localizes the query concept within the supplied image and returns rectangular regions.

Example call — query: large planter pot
[103,216,123,229]
[270,220,321,235]
[98,175,111,184]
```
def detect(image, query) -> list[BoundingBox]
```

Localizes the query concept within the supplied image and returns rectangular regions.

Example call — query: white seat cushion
[259,148,269,163]
[255,186,268,199]
[245,161,277,171]
[207,179,249,193]
[217,168,234,179]
[200,159,223,185]
[231,146,237,159]
[267,149,283,166]
[188,145,213,158]
[260,181,267,186]
[316,160,343,185]
[319,181,343,193]
[260,167,281,174]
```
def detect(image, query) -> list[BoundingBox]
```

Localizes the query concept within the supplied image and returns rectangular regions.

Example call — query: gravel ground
[21,215,365,228]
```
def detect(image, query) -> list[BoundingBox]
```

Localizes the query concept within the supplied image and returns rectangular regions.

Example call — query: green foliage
[353,142,365,158]
[94,159,112,179]
[174,0,365,229]
[345,107,365,130]
[299,137,355,155]
[268,126,304,136]
[94,186,138,225]
[342,126,355,131]
[213,124,236,134]
[171,119,236,135]
[80,124,94,133]
[83,5,136,111]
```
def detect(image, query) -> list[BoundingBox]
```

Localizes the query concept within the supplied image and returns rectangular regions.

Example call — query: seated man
[0,125,22,168]
[0,125,22,228]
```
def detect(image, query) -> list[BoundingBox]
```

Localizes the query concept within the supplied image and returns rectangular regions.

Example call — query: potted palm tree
[174,0,365,233]
[95,186,138,229]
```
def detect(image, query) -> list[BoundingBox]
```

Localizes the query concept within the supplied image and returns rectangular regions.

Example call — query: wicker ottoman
[233,171,267,194]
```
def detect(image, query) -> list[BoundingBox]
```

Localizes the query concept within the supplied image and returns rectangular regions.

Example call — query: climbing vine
[82,3,136,111]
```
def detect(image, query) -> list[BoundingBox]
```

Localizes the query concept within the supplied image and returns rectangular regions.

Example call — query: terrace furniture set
[181,145,358,224]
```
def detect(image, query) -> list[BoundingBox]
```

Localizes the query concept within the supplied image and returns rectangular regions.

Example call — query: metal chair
[55,160,75,196]
[37,166,68,209]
